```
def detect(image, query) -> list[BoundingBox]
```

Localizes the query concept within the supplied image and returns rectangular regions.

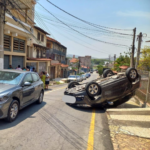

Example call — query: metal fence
[136,70,150,106]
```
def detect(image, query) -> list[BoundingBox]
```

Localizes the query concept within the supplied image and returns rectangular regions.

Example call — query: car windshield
[77,76,80,78]
[69,75,76,78]
[0,71,24,85]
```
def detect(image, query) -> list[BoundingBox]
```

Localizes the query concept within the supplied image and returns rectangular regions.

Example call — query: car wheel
[6,100,19,122]
[37,91,44,104]
[86,82,101,97]
[103,69,114,78]
[68,81,79,89]
[126,68,138,82]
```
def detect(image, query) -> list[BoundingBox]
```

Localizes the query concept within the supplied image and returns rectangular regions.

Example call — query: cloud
[117,11,150,19]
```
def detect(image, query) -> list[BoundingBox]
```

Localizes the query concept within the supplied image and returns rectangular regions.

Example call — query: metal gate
[39,62,46,73]
[4,55,9,69]
[12,56,24,69]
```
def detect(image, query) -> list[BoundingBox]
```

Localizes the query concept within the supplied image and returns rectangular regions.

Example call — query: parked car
[76,75,82,82]
[67,75,77,82]
[90,70,93,73]
[82,74,86,80]
[85,73,90,78]
[62,68,141,107]
[0,70,44,122]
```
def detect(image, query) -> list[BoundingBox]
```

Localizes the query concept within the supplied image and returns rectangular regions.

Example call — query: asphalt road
[0,72,113,150]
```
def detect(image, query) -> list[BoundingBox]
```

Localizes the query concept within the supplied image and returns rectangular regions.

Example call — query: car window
[32,73,40,82]
[0,71,24,85]
[23,74,33,83]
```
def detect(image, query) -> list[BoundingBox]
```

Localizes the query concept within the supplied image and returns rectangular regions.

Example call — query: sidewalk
[106,97,150,150]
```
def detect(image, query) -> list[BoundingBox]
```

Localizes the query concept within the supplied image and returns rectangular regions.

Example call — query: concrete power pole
[0,0,5,70]
[135,32,142,69]
[114,54,116,68]
[130,28,136,68]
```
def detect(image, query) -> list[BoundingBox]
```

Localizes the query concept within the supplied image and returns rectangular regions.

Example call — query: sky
[35,0,150,59]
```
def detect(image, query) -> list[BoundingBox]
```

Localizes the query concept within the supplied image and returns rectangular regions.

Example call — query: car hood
[0,83,17,94]
[68,78,76,80]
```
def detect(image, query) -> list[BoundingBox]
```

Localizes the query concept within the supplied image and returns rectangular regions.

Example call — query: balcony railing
[53,49,66,56]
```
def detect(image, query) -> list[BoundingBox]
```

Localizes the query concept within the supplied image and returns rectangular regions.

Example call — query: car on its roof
[62,68,141,107]
[0,70,44,122]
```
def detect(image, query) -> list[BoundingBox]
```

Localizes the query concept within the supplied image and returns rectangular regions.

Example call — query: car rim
[10,103,18,119]
[130,70,137,79]
[88,84,98,94]
[39,93,43,102]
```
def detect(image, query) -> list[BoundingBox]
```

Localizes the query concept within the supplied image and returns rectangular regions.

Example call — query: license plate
[62,95,76,104]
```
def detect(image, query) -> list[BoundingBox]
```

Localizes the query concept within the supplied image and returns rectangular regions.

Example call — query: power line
[41,17,132,40]
[38,14,133,39]
[45,0,133,32]
[38,2,130,48]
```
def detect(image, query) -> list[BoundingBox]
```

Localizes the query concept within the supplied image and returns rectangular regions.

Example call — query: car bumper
[0,101,10,119]
[63,90,86,104]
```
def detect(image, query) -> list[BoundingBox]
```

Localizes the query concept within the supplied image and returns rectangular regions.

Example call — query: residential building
[79,55,91,72]
[46,37,68,79]
[3,0,36,69]
[26,26,51,73]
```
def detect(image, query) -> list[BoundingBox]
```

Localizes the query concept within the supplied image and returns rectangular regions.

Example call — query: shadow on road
[67,104,105,113]
[0,101,46,130]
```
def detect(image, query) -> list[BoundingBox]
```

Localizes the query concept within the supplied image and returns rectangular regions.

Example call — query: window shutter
[4,35,11,51]
[13,38,25,52]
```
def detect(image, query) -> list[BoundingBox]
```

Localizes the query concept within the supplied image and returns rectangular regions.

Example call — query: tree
[114,52,130,71]
[97,64,103,75]
[138,46,150,71]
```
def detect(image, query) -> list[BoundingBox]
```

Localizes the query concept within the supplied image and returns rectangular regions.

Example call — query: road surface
[0,72,113,150]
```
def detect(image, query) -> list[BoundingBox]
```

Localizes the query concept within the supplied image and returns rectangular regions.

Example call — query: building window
[13,38,25,53]
[37,32,40,40]
[4,35,11,51]
[41,35,44,42]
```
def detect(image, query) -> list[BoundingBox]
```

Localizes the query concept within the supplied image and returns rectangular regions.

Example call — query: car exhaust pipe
[107,101,114,105]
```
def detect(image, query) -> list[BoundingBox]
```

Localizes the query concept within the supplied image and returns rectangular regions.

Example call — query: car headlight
[0,94,10,104]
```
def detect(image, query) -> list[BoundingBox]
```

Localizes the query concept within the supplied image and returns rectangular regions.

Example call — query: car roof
[0,69,30,74]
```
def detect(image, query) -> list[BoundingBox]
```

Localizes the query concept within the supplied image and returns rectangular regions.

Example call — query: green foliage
[138,46,150,71]
[91,59,107,66]
[97,64,103,75]
[114,52,130,71]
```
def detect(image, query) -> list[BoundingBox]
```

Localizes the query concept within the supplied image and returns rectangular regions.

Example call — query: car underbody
[63,69,141,107]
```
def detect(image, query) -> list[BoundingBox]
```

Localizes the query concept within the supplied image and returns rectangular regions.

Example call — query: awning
[61,64,68,68]
[27,58,51,61]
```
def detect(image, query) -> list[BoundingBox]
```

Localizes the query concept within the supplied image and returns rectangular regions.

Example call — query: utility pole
[130,28,136,68]
[114,54,116,68]
[135,32,142,69]
[0,0,5,70]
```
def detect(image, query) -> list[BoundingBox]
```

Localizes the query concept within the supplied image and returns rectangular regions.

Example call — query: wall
[32,28,47,47]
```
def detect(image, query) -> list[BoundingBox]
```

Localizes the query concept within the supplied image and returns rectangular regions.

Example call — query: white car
[67,75,78,82]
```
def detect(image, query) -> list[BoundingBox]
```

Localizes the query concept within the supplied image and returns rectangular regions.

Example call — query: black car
[62,68,141,107]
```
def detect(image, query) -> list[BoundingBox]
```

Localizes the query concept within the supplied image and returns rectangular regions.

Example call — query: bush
[97,64,103,75]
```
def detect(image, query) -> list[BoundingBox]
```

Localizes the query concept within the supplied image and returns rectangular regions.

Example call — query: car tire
[6,100,19,123]
[85,82,101,97]
[103,69,114,78]
[68,81,79,89]
[37,91,44,104]
[126,68,138,82]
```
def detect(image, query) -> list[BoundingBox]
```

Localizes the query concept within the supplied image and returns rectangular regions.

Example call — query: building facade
[79,55,91,72]
[3,0,36,69]
[46,37,68,79]
[26,26,51,73]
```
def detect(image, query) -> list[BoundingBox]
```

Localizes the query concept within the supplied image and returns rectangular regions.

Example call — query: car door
[22,73,35,105]
[32,73,41,101]
[103,77,131,100]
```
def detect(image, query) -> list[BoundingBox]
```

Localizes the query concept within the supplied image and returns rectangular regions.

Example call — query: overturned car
[62,68,141,107]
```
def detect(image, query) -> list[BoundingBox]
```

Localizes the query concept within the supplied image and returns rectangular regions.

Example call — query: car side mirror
[24,82,31,86]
